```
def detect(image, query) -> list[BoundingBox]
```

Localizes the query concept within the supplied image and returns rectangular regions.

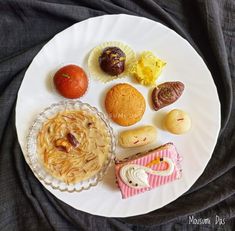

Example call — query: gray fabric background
[0,0,234,230]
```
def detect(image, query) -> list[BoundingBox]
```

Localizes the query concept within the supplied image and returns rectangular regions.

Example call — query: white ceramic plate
[16,14,220,217]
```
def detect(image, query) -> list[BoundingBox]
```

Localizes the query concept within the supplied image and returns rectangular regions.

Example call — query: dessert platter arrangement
[16,14,220,217]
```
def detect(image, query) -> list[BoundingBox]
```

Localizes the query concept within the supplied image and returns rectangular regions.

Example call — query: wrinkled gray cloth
[0,0,234,230]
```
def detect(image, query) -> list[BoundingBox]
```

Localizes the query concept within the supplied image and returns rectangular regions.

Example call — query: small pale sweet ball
[164,109,191,134]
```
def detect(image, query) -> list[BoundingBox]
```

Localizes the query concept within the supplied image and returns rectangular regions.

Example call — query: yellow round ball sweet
[164,109,191,134]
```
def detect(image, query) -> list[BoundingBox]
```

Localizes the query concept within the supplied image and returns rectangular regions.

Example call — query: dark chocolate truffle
[99,47,126,76]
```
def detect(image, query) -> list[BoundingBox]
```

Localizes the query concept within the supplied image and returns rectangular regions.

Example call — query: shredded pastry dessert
[37,110,111,184]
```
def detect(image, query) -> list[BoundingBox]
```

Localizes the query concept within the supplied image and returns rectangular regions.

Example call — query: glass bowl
[26,100,116,192]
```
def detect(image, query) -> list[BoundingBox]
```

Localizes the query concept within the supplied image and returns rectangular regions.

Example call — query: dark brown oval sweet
[99,47,126,76]
[152,81,184,111]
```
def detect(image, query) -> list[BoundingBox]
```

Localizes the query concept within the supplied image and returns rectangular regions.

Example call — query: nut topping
[55,138,72,153]
[67,132,79,148]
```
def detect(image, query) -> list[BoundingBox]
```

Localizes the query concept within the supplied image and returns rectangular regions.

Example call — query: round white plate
[16,14,220,217]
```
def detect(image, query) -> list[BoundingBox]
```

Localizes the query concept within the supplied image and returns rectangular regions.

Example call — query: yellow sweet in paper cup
[88,41,136,83]
[130,51,166,86]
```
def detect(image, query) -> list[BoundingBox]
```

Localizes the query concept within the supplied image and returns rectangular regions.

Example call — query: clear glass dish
[26,100,116,192]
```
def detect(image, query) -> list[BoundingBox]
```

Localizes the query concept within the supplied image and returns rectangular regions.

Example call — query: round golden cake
[105,83,146,126]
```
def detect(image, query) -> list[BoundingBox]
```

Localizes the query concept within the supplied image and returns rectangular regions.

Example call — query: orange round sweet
[105,83,146,126]
[53,64,88,99]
